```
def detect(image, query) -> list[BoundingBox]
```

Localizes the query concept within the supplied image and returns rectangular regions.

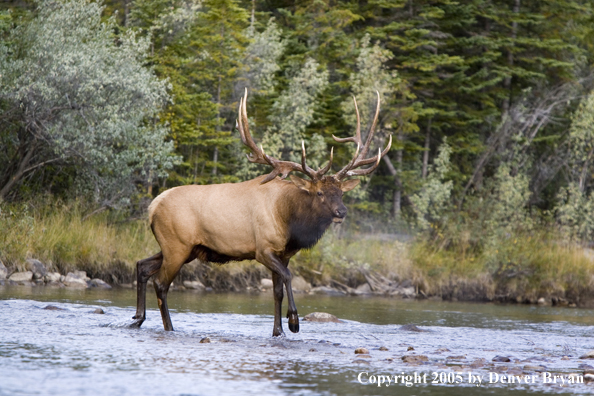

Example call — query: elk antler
[236,88,333,184]
[332,91,392,180]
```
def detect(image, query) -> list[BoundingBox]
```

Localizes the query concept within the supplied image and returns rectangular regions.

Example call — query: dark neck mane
[284,189,332,252]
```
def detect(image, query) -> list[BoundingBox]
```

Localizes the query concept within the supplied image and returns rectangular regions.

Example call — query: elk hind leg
[131,252,163,328]
[154,249,191,331]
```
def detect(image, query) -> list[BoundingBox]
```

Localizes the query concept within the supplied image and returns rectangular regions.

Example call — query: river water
[0,285,593,395]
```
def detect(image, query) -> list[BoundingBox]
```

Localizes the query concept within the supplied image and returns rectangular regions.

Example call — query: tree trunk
[383,132,403,219]
[0,141,37,201]
[124,0,129,27]
[212,75,222,176]
[422,119,431,179]
[502,0,520,118]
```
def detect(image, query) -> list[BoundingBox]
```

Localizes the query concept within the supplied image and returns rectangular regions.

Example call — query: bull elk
[131,89,391,337]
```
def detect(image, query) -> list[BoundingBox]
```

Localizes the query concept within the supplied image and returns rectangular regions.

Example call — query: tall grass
[0,200,158,281]
[410,231,594,303]
[291,230,413,287]
[2,200,594,304]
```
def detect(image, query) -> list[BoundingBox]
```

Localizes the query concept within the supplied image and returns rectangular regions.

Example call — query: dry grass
[410,232,594,303]
[291,231,414,287]
[0,201,158,281]
[3,200,594,303]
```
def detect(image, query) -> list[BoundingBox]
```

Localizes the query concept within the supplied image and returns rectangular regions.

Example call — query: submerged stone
[402,355,428,363]
[43,305,65,311]
[90,279,112,289]
[303,312,341,323]
[400,324,429,332]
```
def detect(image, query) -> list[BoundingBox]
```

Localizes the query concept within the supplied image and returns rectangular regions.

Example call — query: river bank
[1,250,593,309]
[2,201,594,307]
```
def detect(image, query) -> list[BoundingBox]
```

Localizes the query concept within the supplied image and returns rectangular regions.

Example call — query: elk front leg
[131,252,163,328]
[260,251,299,336]
[271,272,284,337]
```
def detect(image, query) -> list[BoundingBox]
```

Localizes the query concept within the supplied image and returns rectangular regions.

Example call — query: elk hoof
[272,328,286,337]
[129,317,145,328]
[288,313,299,333]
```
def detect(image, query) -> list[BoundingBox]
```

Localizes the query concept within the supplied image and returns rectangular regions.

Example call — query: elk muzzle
[332,205,347,223]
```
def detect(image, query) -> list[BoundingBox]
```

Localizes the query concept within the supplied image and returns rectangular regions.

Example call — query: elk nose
[334,207,347,218]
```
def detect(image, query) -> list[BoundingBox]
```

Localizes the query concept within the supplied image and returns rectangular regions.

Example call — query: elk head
[236,89,392,224]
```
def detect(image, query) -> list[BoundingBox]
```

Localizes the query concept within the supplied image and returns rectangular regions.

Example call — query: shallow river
[1,285,593,395]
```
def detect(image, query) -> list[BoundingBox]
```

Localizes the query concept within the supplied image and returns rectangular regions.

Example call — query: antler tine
[333,92,391,180]
[334,143,360,180]
[237,89,269,166]
[300,141,317,180]
[316,147,334,177]
[238,88,322,184]
[300,142,334,181]
[360,91,381,160]
[332,96,361,145]
[344,134,392,177]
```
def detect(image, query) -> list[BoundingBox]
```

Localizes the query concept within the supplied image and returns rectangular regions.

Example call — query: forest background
[2,0,594,304]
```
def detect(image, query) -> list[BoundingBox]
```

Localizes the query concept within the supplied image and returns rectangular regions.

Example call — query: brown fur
[132,174,357,336]
[132,90,388,337]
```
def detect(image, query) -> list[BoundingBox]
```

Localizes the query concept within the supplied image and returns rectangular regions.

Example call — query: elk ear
[340,179,360,192]
[290,175,312,192]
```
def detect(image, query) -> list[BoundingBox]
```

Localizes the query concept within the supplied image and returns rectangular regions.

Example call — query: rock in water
[303,312,342,323]
[260,278,273,289]
[89,279,112,289]
[310,286,345,296]
[43,305,65,311]
[26,259,47,280]
[182,280,205,290]
[92,308,105,314]
[9,271,33,283]
[63,274,88,288]
[355,348,369,354]
[67,271,90,281]
[402,355,428,363]
[580,350,594,359]
[291,276,311,293]
[400,324,429,332]
[44,272,61,283]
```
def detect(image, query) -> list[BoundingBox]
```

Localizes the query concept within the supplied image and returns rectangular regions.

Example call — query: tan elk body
[131,90,391,336]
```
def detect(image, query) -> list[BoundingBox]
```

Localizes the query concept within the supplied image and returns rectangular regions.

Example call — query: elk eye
[317,191,323,197]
